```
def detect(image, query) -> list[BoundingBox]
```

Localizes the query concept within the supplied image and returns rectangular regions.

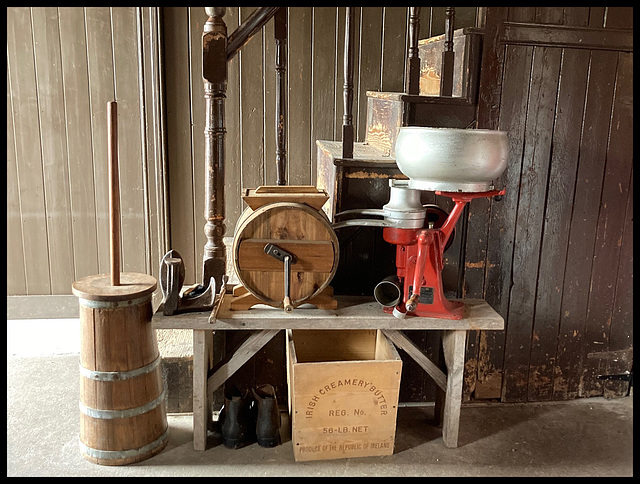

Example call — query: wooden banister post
[405,7,421,95]
[202,7,228,291]
[274,7,287,185]
[440,7,455,97]
[341,6,356,159]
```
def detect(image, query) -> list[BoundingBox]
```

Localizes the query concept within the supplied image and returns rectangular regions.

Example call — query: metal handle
[283,255,293,312]
[332,209,389,230]
[406,230,430,312]
[334,208,385,218]
[332,218,392,230]
[264,243,296,312]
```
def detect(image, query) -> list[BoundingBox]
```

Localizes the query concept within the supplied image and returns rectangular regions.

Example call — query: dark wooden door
[465,7,633,402]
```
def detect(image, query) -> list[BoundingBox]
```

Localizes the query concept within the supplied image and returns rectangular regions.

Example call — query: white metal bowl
[394,127,509,192]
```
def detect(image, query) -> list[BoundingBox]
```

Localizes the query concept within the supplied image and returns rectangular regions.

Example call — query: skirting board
[7,295,80,319]
[7,293,166,319]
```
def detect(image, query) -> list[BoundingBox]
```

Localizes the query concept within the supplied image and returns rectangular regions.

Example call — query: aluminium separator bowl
[394,127,509,192]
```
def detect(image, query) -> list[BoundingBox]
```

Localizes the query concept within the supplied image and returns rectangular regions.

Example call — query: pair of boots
[219,384,281,449]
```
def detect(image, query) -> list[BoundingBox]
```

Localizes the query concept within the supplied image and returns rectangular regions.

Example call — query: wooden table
[152,295,503,451]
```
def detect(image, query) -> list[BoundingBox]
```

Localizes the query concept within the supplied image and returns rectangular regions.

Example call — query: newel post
[202,7,228,290]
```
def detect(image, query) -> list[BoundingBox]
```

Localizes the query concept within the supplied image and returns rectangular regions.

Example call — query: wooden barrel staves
[72,272,168,466]
[232,186,339,310]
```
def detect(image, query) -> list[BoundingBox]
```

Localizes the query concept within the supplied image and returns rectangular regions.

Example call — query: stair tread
[418,26,482,46]
[316,140,397,167]
[366,90,473,105]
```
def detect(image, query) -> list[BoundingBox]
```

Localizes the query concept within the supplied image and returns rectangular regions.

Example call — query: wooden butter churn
[229,185,339,312]
[72,102,168,465]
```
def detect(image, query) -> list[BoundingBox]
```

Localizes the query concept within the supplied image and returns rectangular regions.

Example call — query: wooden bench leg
[434,331,446,427]
[191,329,280,451]
[441,330,466,448]
[193,329,212,451]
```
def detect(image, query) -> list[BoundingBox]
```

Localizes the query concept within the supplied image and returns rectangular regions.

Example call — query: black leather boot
[252,384,281,447]
[220,386,255,449]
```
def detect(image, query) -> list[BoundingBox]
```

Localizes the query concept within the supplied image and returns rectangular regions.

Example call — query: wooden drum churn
[230,186,339,311]
[72,101,168,465]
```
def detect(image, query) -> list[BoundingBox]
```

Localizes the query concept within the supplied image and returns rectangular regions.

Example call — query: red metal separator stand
[382,189,505,319]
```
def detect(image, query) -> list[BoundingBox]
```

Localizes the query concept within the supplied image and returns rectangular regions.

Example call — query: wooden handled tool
[107,101,120,286]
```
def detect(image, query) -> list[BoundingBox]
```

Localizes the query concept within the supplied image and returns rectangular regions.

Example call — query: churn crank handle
[107,101,120,287]
[406,230,429,312]
[264,243,296,312]
[283,255,293,312]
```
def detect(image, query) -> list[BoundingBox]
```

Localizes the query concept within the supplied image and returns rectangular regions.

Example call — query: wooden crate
[286,329,402,462]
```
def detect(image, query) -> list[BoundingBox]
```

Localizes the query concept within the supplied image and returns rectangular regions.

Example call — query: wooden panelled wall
[465,7,633,401]
[7,7,168,297]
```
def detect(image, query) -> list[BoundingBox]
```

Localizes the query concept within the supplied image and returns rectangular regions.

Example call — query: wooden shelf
[152,295,504,331]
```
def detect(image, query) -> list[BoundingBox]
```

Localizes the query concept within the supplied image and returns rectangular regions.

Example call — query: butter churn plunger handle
[107,101,121,287]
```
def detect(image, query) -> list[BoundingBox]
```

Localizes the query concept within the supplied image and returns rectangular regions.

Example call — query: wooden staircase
[365,28,483,158]
[160,6,487,412]
[316,9,484,297]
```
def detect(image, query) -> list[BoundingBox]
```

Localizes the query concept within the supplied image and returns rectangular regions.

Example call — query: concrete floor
[7,319,633,477]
